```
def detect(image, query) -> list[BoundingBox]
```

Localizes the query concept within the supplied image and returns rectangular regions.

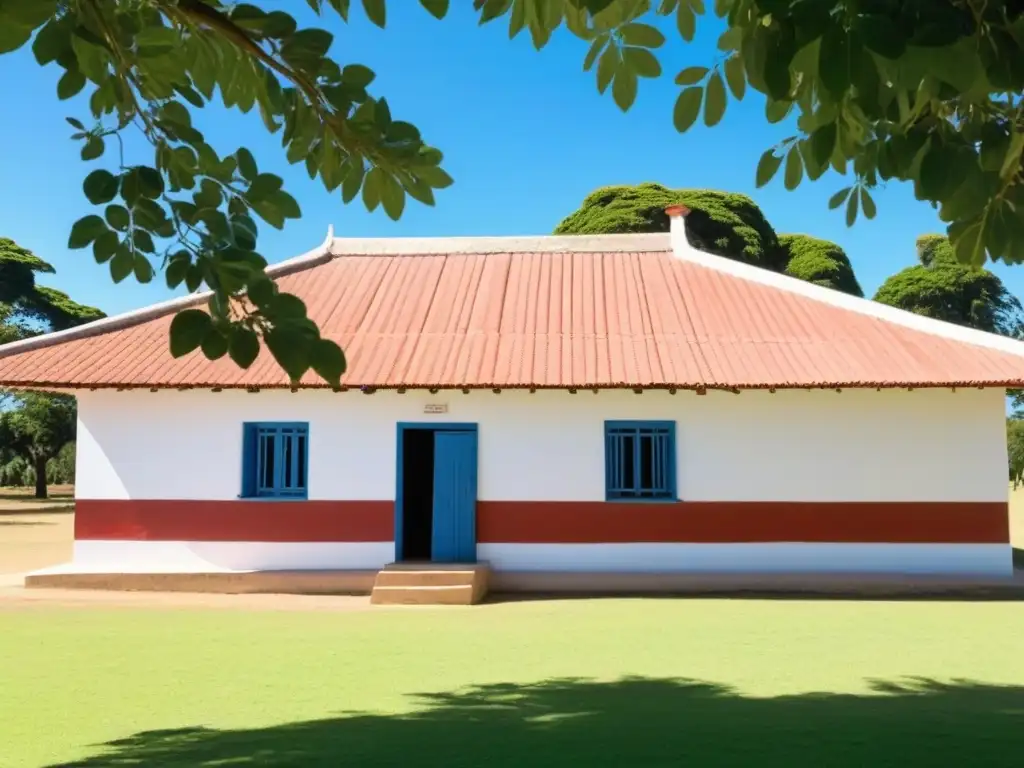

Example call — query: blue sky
[2,4,1021,317]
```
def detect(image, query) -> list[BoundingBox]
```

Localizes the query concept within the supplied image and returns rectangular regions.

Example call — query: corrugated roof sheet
[3,234,1024,390]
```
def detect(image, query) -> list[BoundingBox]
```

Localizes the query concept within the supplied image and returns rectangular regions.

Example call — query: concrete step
[370,584,478,606]
[374,569,479,588]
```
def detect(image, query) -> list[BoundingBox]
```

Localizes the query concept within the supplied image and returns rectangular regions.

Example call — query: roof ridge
[327,232,672,255]
[670,235,1024,359]
[0,238,333,361]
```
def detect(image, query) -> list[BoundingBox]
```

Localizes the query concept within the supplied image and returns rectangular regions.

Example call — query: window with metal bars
[241,423,309,499]
[604,421,676,501]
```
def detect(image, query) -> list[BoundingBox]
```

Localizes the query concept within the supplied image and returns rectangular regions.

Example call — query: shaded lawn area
[2,600,1023,767]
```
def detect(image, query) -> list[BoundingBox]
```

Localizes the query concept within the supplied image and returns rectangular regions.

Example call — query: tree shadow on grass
[56,677,1024,767]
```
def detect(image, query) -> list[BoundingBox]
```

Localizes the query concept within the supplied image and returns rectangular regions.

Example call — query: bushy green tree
[874,236,1023,335]
[0,393,76,499]
[555,183,863,295]
[0,238,103,338]
[3,1,1024,382]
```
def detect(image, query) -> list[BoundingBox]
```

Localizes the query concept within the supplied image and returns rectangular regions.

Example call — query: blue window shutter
[243,422,309,499]
[604,421,676,501]
[241,423,258,497]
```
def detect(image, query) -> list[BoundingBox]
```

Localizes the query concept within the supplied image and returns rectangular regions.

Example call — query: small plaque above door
[423,403,448,414]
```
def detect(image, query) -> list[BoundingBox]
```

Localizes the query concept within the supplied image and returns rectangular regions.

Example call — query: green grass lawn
[2,600,1024,767]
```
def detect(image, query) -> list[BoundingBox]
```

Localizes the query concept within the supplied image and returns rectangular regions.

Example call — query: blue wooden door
[431,430,478,563]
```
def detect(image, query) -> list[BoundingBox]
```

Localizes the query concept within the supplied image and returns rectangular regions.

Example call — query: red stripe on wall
[74,500,1009,544]
[75,500,393,542]
[476,501,1010,544]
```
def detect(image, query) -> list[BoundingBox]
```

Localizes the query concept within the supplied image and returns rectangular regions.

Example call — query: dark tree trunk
[33,454,48,500]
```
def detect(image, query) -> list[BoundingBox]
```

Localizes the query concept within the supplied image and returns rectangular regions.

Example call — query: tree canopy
[555,183,863,295]
[2,0,1024,384]
[873,235,1024,336]
[0,237,104,338]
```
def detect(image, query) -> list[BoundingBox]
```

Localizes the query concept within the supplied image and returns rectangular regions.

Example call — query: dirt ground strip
[0,585,381,612]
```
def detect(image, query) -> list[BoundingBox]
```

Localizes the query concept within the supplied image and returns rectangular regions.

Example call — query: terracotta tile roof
[3,232,1024,391]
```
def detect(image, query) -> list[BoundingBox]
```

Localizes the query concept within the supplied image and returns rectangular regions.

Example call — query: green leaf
[109,247,134,284]
[612,69,638,111]
[622,47,661,78]
[859,187,877,220]
[268,190,301,219]
[783,146,804,191]
[828,187,851,210]
[818,25,850,98]
[418,165,454,189]
[380,172,406,220]
[56,68,85,100]
[102,203,128,231]
[66,117,84,131]
[166,255,190,289]
[92,231,119,264]
[231,216,258,250]
[310,338,347,387]
[341,161,365,203]
[619,23,665,49]
[138,167,164,199]
[952,218,986,267]
[673,86,703,133]
[134,254,154,283]
[132,230,155,254]
[81,136,104,161]
[675,66,708,86]
[229,328,260,368]
[265,328,312,382]
[184,265,204,293]
[420,0,449,19]
[83,170,118,205]
[363,167,383,212]
[1000,132,1024,181]
[362,0,386,27]
[676,4,696,41]
[248,173,284,202]
[0,24,32,55]
[596,45,618,94]
[247,277,276,308]
[201,330,229,361]
[755,149,783,188]
[583,36,606,71]
[169,309,213,358]
[341,64,375,87]
[724,55,745,100]
[703,71,726,127]
[810,123,837,168]
[236,148,258,182]
[33,19,69,65]
[765,99,792,124]
[68,215,107,249]
[845,186,859,227]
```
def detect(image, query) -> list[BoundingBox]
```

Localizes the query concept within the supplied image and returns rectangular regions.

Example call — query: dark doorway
[400,427,435,561]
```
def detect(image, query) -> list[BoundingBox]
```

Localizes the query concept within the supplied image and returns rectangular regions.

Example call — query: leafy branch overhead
[0,0,454,387]
[3,1,1024,386]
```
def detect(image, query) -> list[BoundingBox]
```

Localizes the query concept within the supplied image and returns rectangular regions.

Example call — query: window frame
[603,420,677,503]
[241,422,310,500]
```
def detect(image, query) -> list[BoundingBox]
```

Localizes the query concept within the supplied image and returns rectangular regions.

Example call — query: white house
[1,206,1021,601]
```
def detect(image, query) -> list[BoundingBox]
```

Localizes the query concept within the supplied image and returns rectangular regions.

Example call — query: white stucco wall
[75,386,1008,504]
